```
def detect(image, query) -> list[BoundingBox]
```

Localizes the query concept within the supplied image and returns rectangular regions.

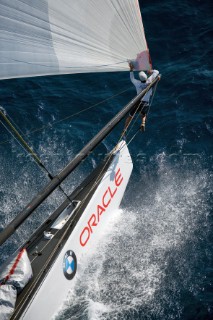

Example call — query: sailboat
[0,1,160,319]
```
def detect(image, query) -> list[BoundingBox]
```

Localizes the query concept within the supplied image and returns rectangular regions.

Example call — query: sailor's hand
[147,69,153,75]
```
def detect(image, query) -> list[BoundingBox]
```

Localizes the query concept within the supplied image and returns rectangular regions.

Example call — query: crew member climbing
[124,62,159,133]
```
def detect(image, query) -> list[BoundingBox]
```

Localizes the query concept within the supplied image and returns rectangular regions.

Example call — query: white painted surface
[21,141,133,319]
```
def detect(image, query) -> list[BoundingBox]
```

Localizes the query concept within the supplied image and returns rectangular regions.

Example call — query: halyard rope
[1,77,160,256]
[0,86,131,146]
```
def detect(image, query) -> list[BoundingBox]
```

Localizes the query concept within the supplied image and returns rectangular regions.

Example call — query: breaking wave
[56,153,212,320]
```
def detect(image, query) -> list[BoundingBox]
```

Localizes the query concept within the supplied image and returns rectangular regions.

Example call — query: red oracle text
[80,168,124,247]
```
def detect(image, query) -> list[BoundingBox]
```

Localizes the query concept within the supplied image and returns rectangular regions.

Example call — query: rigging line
[0,113,74,203]
[0,109,47,169]
[29,154,117,261]
[2,106,53,167]
[121,98,143,139]
[6,113,26,139]
[69,128,129,217]
[0,86,132,147]
[37,121,130,228]
[30,127,140,261]
[73,153,115,214]
[28,151,122,261]
[0,85,138,229]
[69,103,144,216]
[120,75,160,140]
[29,142,128,264]
[0,121,35,162]
[124,77,160,139]
[124,109,140,140]
[37,77,160,215]
[127,128,140,147]
[2,55,127,70]
[5,111,40,157]
[29,82,160,250]
[119,78,161,150]
[115,128,140,159]
[0,117,47,176]
[120,79,161,154]
[72,123,140,218]
[146,80,159,120]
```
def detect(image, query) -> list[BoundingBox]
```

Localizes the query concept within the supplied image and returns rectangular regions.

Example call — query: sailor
[124,62,159,132]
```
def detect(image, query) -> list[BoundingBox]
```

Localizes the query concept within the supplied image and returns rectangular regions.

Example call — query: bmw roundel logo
[63,250,77,280]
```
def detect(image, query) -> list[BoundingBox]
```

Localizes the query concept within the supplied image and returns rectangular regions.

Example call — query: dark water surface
[0,0,212,319]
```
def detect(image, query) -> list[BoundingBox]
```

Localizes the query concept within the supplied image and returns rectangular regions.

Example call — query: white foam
[57,154,211,319]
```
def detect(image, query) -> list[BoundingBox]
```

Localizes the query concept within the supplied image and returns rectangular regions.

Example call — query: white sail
[0,0,151,80]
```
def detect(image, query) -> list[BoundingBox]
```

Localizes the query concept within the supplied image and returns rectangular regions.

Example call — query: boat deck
[12,155,113,319]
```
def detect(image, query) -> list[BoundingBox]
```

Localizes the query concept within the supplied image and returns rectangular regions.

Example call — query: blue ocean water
[0,0,212,319]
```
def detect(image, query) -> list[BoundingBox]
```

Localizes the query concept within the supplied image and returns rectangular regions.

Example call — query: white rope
[0,86,131,146]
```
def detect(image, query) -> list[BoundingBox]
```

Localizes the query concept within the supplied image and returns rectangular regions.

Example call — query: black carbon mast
[0,75,160,246]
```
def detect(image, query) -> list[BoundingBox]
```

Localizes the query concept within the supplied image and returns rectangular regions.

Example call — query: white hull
[20,141,133,319]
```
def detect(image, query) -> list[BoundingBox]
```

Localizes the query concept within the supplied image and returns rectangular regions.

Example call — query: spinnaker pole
[0,108,75,201]
[0,108,53,179]
[0,75,160,246]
